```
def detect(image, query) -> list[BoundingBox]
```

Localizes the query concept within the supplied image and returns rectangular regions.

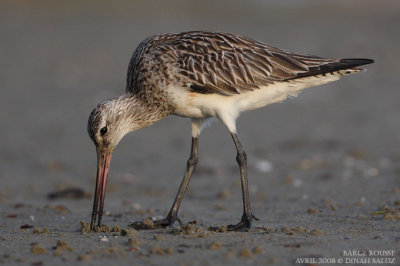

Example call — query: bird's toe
[129,217,175,230]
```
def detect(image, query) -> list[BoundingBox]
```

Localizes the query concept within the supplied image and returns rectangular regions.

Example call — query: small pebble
[111,225,121,232]
[154,235,164,241]
[269,257,280,264]
[255,160,273,173]
[217,189,229,199]
[99,237,109,242]
[293,226,307,233]
[54,205,70,214]
[77,254,92,261]
[208,242,222,250]
[33,227,50,234]
[253,246,263,254]
[31,244,46,254]
[307,208,320,214]
[310,229,323,236]
[238,248,252,258]
[20,224,34,229]
[96,224,110,232]
[363,168,379,178]
[149,246,173,255]
[383,213,400,220]
[132,203,141,210]
[292,179,303,187]
[143,218,154,227]
[225,249,235,258]
[127,236,140,247]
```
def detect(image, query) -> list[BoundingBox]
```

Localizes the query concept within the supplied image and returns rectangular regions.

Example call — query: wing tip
[339,58,374,68]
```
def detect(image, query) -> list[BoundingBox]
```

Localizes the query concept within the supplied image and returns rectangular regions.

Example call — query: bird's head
[88,97,132,154]
[87,94,141,230]
[87,94,168,230]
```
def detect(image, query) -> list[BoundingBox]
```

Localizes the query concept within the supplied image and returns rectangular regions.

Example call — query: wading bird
[87,31,373,231]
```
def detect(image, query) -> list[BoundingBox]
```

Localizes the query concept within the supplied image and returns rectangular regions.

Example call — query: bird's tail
[338,58,374,69]
[293,58,374,79]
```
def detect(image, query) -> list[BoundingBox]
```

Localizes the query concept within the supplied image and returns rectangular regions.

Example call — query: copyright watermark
[295,250,396,264]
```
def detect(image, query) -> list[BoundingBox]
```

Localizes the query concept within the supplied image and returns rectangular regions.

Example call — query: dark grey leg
[130,137,199,229]
[227,133,257,230]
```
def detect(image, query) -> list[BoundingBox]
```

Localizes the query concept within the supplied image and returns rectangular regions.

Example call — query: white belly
[167,69,359,132]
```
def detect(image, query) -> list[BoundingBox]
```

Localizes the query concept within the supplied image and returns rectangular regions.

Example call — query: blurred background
[0,0,398,212]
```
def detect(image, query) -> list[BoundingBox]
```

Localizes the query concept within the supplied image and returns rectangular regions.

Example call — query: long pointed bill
[90,151,112,231]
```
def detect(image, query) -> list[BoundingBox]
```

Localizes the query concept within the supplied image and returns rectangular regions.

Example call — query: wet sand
[1,0,399,265]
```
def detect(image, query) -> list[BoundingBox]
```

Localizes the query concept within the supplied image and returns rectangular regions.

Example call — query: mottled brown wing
[154,31,336,95]
[127,32,373,95]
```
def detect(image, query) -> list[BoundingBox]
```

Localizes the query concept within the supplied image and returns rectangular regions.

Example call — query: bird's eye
[100,126,108,136]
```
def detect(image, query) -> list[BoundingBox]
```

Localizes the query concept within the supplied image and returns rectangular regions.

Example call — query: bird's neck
[117,93,171,131]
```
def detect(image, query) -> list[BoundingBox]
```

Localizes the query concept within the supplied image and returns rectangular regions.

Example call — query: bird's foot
[226,213,259,231]
[129,213,182,230]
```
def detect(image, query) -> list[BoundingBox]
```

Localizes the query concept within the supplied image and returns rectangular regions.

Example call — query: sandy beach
[0,0,399,265]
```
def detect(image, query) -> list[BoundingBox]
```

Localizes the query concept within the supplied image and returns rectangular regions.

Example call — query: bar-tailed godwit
[87,31,373,231]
